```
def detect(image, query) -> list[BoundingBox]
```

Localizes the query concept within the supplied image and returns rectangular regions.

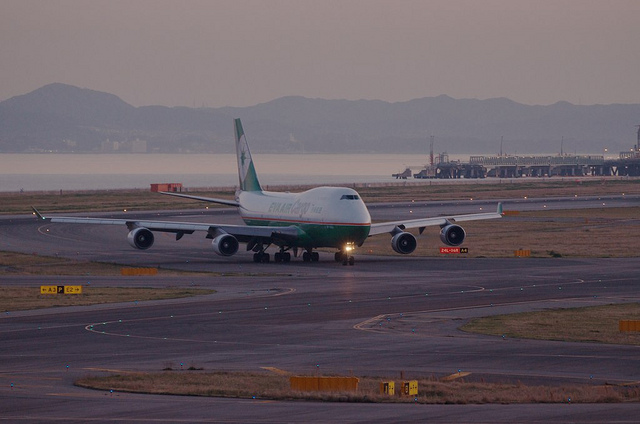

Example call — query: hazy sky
[2,0,639,108]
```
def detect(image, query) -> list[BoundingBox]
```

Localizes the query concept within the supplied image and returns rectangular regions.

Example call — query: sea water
[0,153,464,192]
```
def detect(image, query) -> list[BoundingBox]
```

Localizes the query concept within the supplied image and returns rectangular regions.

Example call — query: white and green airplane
[34,118,502,265]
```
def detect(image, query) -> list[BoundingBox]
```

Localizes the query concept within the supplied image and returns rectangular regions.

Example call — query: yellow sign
[40,285,59,294]
[380,381,395,395]
[64,285,82,294]
[40,285,82,295]
[401,380,418,396]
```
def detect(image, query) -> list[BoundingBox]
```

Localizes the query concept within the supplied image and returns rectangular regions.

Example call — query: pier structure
[396,129,640,179]
[405,152,640,179]
[469,155,606,178]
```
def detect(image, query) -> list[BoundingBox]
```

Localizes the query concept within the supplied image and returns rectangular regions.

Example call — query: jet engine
[391,231,417,254]
[127,227,155,250]
[440,224,465,246]
[212,234,239,256]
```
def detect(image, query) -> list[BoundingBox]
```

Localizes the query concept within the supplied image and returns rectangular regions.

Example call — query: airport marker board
[40,285,82,294]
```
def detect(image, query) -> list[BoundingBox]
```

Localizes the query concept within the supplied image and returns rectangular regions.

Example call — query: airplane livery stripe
[242,216,371,227]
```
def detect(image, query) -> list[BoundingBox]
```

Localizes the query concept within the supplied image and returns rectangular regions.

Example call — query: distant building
[101,139,119,152]
[131,138,147,153]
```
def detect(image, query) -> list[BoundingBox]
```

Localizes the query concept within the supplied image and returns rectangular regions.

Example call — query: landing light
[344,243,355,252]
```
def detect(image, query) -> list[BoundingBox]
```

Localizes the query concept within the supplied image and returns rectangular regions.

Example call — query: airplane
[34,118,503,265]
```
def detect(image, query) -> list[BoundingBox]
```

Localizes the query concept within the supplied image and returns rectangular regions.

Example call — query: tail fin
[234,118,262,192]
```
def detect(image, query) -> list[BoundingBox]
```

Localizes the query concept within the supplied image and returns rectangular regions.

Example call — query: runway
[1,196,640,422]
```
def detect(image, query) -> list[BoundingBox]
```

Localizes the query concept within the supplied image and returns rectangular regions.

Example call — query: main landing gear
[253,251,270,263]
[254,250,296,263]
[254,249,316,263]
[302,250,320,262]
[274,250,292,263]
[253,247,345,264]
[335,251,355,266]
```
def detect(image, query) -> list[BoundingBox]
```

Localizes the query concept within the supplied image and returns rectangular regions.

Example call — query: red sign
[440,247,469,254]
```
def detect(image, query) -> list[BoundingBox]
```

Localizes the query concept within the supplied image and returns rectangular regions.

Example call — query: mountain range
[0,83,638,155]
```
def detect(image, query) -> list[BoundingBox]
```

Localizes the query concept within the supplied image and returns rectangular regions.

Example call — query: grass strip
[75,371,640,404]
[0,250,148,276]
[363,206,640,258]
[461,303,640,345]
[0,286,215,312]
[3,179,640,215]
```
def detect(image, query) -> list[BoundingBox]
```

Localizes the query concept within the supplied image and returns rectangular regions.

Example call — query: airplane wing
[368,203,503,236]
[32,208,300,243]
[159,191,240,207]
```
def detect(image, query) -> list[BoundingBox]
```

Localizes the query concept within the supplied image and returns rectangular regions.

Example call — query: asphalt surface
[1,196,640,423]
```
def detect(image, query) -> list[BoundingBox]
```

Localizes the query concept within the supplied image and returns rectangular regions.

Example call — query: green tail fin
[234,118,262,192]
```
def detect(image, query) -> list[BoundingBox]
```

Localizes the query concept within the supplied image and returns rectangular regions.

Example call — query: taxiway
[0,197,639,422]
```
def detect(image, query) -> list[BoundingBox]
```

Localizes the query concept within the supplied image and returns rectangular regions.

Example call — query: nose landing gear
[335,251,355,266]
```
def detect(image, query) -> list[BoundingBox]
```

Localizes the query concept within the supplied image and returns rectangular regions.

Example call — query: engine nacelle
[212,234,239,256]
[440,224,466,246]
[391,231,417,254]
[127,227,155,250]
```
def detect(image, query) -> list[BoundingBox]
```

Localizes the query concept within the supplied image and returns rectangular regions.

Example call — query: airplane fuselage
[238,186,371,249]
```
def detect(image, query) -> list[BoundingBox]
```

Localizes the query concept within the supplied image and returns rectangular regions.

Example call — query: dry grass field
[362,206,640,258]
[462,303,640,345]
[0,250,139,276]
[3,178,640,215]
[76,370,640,404]
[0,188,234,215]
[0,285,214,312]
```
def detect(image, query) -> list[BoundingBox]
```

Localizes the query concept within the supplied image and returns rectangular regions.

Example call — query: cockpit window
[340,195,360,200]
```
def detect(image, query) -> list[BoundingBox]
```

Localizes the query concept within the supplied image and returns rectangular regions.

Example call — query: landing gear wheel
[311,252,319,262]
[253,252,270,263]
[341,255,355,266]
[303,252,311,262]
[274,251,291,263]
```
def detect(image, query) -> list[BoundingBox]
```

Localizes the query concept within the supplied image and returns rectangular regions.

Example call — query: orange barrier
[290,376,359,393]
[121,267,158,276]
[514,249,531,257]
[619,320,640,332]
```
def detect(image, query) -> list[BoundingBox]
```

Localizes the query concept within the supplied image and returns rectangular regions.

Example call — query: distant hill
[0,83,638,155]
